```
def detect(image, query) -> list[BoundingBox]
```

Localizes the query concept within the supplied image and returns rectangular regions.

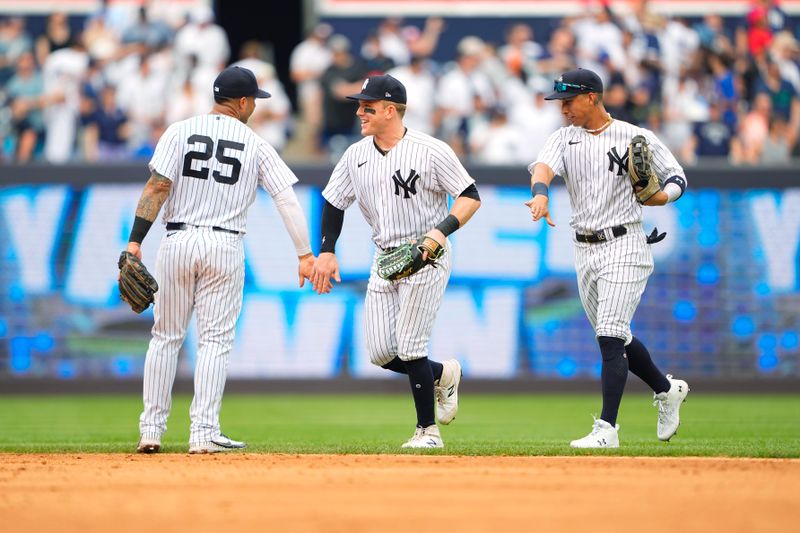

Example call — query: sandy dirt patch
[1,454,798,532]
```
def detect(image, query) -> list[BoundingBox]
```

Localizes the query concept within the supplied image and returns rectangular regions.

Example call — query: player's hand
[524,196,555,227]
[311,252,341,295]
[120,242,142,282]
[297,253,315,288]
[126,242,142,260]
[421,228,446,261]
[643,190,668,206]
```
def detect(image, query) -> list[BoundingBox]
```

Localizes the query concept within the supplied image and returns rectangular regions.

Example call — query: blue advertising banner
[0,184,797,379]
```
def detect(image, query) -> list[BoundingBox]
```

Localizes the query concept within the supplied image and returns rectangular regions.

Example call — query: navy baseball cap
[544,68,604,100]
[213,66,271,99]
[347,74,407,104]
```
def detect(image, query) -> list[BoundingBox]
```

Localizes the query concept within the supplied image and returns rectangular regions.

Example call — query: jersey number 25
[182,134,244,185]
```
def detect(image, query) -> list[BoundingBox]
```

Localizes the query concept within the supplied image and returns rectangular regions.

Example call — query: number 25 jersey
[149,113,298,233]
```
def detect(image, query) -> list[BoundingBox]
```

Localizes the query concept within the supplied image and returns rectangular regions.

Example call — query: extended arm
[273,186,315,287]
[524,162,556,226]
[424,184,481,246]
[311,200,345,294]
[127,172,172,259]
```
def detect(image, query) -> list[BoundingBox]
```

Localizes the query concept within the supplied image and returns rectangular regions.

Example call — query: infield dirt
[1,454,797,532]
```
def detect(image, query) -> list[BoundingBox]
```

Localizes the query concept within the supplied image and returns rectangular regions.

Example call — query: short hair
[390,102,407,118]
[214,95,246,105]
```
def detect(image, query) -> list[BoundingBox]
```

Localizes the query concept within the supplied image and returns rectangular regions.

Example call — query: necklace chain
[585,114,613,134]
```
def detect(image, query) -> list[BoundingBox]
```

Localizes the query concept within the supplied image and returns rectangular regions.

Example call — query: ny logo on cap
[214,86,219,92]
[362,79,369,90]
[385,92,391,97]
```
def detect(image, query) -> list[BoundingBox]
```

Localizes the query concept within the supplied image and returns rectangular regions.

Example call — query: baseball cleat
[189,433,247,454]
[435,359,462,425]
[653,374,690,441]
[401,425,444,449]
[137,434,161,454]
[570,417,620,448]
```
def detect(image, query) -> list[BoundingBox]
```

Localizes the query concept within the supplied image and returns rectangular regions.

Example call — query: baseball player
[526,68,690,448]
[310,75,481,448]
[129,66,315,454]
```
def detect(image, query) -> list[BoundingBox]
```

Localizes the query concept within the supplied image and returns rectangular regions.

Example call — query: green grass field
[1,393,799,457]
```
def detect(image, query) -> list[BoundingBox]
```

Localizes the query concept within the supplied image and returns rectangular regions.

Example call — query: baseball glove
[118,251,158,313]
[628,134,661,203]
[376,236,445,281]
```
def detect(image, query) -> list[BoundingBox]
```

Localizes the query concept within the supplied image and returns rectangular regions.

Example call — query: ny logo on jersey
[392,169,421,199]
[607,146,629,176]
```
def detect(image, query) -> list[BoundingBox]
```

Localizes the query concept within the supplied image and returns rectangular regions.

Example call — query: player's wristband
[663,176,686,202]
[434,214,460,237]
[531,182,549,198]
[320,200,344,253]
[129,216,153,244]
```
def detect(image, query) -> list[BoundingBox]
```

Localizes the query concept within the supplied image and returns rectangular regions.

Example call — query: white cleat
[570,417,620,448]
[654,374,690,441]
[401,425,444,449]
[189,433,247,454]
[435,359,462,425]
[137,434,161,454]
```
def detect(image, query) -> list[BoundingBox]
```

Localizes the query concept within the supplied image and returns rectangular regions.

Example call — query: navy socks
[598,336,628,426]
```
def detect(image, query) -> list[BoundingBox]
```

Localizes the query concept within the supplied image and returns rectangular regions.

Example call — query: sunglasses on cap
[553,81,594,93]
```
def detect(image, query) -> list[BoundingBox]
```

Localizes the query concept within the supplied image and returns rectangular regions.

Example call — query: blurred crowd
[1,0,799,166]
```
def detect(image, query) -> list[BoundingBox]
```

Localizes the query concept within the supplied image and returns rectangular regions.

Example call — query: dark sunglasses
[553,81,593,93]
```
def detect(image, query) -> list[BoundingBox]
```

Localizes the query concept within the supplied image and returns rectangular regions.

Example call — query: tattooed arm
[126,173,172,259]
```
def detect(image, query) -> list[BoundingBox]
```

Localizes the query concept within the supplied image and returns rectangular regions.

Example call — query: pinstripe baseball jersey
[322,128,474,248]
[149,114,298,233]
[531,119,686,233]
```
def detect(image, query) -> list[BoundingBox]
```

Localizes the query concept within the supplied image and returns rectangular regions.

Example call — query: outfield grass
[1,393,798,457]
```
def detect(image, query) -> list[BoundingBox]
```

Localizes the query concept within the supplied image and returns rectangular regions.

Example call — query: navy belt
[575,225,627,243]
[166,222,240,235]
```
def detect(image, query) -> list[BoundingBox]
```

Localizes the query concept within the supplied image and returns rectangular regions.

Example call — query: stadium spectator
[755,58,799,128]
[387,55,438,135]
[232,41,293,152]
[0,16,33,85]
[741,4,774,57]
[569,4,625,83]
[535,26,576,79]
[35,12,75,68]
[760,116,793,164]
[83,85,130,162]
[402,16,445,60]
[737,92,773,164]
[708,53,740,129]
[509,76,564,163]
[115,54,167,154]
[6,51,44,162]
[41,36,89,163]
[603,80,636,124]
[689,100,735,161]
[662,72,709,162]
[82,12,119,63]
[498,22,542,79]
[360,30,396,74]
[166,73,206,124]
[436,36,495,157]
[469,106,522,164]
[289,23,333,155]
[120,6,172,51]
[319,34,369,160]
[770,31,800,92]
[173,5,229,71]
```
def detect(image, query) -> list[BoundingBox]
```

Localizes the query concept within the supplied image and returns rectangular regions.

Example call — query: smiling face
[355,99,393,136]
